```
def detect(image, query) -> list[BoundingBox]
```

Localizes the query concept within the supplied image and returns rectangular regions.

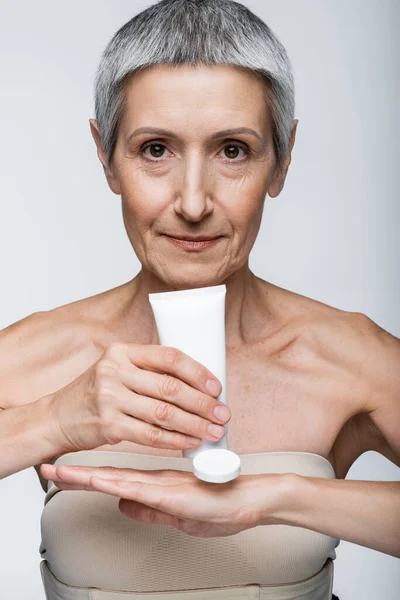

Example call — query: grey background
[0,0,399,598]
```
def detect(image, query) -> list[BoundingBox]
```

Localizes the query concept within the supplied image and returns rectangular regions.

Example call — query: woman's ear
[268,119,298,198]
[89,119,121,195]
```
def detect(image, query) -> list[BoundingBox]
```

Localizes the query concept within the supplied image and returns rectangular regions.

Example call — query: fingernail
[213,405,230,422]
[207,424,225,438]
[206,379,221,396]
[188,437,202,445]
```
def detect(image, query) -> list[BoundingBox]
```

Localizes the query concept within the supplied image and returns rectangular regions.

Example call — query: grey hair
[94,0,295,174]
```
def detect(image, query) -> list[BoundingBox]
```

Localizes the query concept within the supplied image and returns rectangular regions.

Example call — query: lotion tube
[149,285,240,483]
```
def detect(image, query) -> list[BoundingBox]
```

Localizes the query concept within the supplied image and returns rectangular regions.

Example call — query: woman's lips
[164,236,222,251]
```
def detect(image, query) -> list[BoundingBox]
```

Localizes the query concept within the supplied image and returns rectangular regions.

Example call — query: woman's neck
[117,263,280,347]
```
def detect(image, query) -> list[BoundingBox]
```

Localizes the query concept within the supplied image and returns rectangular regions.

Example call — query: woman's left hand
[40,463,288,538]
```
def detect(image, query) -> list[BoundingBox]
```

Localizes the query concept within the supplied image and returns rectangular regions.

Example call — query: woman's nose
[173,159,214,222]
[174,192,214,222]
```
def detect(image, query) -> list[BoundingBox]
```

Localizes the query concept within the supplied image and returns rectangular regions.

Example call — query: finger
[87,477,216,523]
[119,365,229,425]
[52,465,175,487]
[50,465,191,493]
[41,463,99,483]
[123,344,223,398]
[116,379,227,443]
[41,465,100,490]
[39,465,92,491]
[53,481,94,491]
[88,476,179,515]
[40,464,88,487]
[116,412,205,449]
[40,463,57,480]
[119,499,180,527]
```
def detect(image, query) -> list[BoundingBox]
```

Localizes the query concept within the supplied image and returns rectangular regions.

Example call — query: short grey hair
[94,0,295,174]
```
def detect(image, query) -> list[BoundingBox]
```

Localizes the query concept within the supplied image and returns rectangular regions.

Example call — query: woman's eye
[141,143,169,160]
[220,144,248,162]
[140,142,248,162]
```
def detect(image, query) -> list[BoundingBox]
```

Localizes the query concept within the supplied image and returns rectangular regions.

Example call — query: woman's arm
[1,311,232,482]
[264,317,400,558]
[0,397,65,479]
[0,314,74,480]
[41,460,400,556]
[264,474,400,557]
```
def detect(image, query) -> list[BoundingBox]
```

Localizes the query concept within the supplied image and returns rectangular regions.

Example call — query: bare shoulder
[269,281,394,372]
[287,294,400,468]
[262,281,400,469]
[0,283,128,409]
[270,285,388,411]
[0,312,86,410]
[301,305,399,415]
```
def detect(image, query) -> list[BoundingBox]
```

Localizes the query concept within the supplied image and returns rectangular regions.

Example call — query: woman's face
[90,65,296,289]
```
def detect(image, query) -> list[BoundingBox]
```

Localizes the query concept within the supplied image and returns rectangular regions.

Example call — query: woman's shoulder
[1,279,133,352]
[261,280,398,402]
[287,296,395,392]
[0,296,100,368]
[266,282,400,468]
[262,279,384,335]
[0,284,129,409]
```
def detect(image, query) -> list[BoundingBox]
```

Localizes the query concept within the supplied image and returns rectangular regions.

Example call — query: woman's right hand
[47,342,232,453]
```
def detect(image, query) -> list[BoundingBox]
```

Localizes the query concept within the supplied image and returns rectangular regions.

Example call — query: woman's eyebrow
[127,126,263,143]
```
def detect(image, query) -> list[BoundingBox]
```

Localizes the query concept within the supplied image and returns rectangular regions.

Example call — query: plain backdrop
[0,0,399,598]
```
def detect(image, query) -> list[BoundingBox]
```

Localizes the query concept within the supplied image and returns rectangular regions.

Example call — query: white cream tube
[149,285,240,483]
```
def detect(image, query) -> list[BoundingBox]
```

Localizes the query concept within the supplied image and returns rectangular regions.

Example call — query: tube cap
[192,449,241,483]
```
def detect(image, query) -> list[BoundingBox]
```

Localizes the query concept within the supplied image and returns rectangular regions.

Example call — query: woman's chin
[158,266,225,290]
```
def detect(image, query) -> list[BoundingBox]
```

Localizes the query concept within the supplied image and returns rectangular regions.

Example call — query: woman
[1,0,399,598]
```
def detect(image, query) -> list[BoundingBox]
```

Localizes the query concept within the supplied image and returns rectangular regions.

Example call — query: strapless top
[39,451,340,600]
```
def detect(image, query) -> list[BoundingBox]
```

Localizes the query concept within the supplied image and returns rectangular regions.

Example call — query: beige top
[39,451,340,600]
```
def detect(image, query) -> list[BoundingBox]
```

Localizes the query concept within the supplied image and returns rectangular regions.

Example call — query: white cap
[192,449,241,483]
